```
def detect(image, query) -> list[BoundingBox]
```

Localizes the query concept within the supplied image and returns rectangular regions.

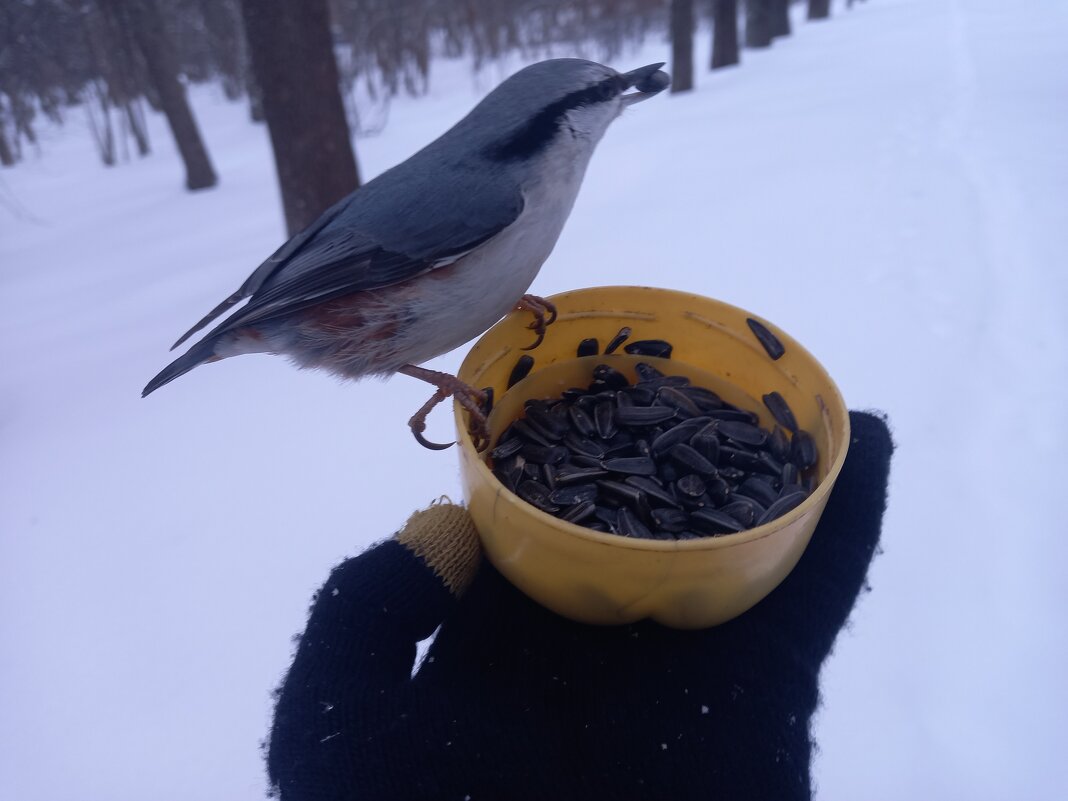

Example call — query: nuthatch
[143,58,670,448]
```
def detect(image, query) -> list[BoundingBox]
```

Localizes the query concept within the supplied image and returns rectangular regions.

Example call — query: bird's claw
[516,294,557,351]
[400,366,492,452]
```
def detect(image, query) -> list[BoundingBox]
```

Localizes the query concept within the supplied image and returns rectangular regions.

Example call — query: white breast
[390,146,594,367]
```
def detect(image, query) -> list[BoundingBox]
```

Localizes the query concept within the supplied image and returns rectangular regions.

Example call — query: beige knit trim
[395,502,481,597]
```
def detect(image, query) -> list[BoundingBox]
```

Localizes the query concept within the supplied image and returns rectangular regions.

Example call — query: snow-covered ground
[2,0,1065,798]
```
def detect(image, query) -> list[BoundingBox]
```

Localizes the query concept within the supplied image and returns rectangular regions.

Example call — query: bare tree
[103,0,217,189]
[0,117,14,167]
[769,0,791,39]
[808,0,831,19]
[240,0,359,235]
[745,0,774,48]
[670,0,695,93]
[711,0,740,69]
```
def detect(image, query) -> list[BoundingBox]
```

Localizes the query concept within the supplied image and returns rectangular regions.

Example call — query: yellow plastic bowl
[453,286,849,628]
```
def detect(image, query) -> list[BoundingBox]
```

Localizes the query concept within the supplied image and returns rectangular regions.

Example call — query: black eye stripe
[489,75,624,161]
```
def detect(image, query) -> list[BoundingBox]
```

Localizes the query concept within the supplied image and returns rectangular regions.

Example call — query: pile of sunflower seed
[489,331,818,540]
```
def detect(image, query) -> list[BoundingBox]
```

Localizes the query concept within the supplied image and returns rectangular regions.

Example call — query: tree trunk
[110,0,217,190]
[124,99,150,156]
[745,0,774,48]
[808,0,831,19]
[711,0,740,69]
[240,0,359,236]
[198,0,245,99]
[769,0,791,39]
[669,0,695,93]
[0,122,15,166]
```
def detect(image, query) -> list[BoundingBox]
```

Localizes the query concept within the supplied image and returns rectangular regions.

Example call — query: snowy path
[1,1,1065,799]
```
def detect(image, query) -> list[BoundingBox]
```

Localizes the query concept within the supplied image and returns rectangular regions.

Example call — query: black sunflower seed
[518,480,559,513]
[593,364,629,390]
[652,508,689,533]
[508,355,535,388]
[791,430,818,470]
[564,433,607,459]
[689,429,720,465]
[736,477,778,507]
[615,406,677,427]
[721,501,756,528]
[624,339,673,359]
[624,475,679,507]
[717,420,767,447]
[718,465,746,483]
[726,493,766,518]
[602,456,657,476]
[762,391,799,434]
[526,405,568,440]
[597,480,652,522]
[541,463,557,490]
[491,437,524,461]
[594,506,618,526]
[594,401,617,439]
[706,476,731,505]
[639,375,691,391]
[568,405,596,438]
[521,444,569,465]
[512,418,553,447]
[678,386,724,412]
[669,443,718,476]
[570,454,603,469]
[746,318,786,360]
[493,454,525,492]
[577,338,599,357]
[756,491,809,526]
[768,426,791,462]
[657,387,703,418]
[650,417,712,456]
[617,506,652,538]
[604,326,631,355]
[708,408,758,423]
[779,483,804,499]
[689,508,744,535]
[623,385,657,406]
[556,466,609,486]
[675,474,706,498]
[634,362,665,383]
[603,431,634,456]
[720,447,763,472]
[549,483,599,506]
[562,500,597,524]
[781,462,800,486]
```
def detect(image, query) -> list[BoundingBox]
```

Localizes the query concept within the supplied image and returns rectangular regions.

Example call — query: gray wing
[173,165,524,349]
[171,193,356,349]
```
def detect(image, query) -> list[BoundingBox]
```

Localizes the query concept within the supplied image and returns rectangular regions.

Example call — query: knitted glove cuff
[395,501,482,597]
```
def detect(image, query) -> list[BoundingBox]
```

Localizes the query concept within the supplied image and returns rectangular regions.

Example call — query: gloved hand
[267,411,893,801]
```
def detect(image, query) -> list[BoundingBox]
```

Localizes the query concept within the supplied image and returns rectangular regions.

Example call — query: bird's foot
[515,294,558,351]
[399,365,492,452]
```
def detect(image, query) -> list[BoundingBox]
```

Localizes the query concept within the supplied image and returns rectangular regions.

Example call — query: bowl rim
[454,285,851,553]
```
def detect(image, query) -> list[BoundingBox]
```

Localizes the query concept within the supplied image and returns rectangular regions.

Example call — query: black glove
[267,411,893,801]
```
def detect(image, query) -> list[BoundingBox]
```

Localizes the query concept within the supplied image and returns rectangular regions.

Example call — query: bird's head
[454,59,670,165]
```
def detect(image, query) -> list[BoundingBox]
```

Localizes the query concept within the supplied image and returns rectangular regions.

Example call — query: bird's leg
[398,365,492,452]
[515,294,558,351]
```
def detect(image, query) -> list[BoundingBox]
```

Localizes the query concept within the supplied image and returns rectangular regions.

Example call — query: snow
[1,0,1066,798]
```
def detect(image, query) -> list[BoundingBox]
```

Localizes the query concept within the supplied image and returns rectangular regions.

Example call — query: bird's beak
[621,63,671,106]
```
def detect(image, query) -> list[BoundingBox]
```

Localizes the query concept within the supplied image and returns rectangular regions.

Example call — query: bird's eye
[596,80,618,101]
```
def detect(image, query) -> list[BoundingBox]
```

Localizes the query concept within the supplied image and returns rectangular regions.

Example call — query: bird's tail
[142,340,218,397]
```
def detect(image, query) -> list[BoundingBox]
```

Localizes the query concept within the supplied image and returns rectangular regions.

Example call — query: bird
[142,58,670,449]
